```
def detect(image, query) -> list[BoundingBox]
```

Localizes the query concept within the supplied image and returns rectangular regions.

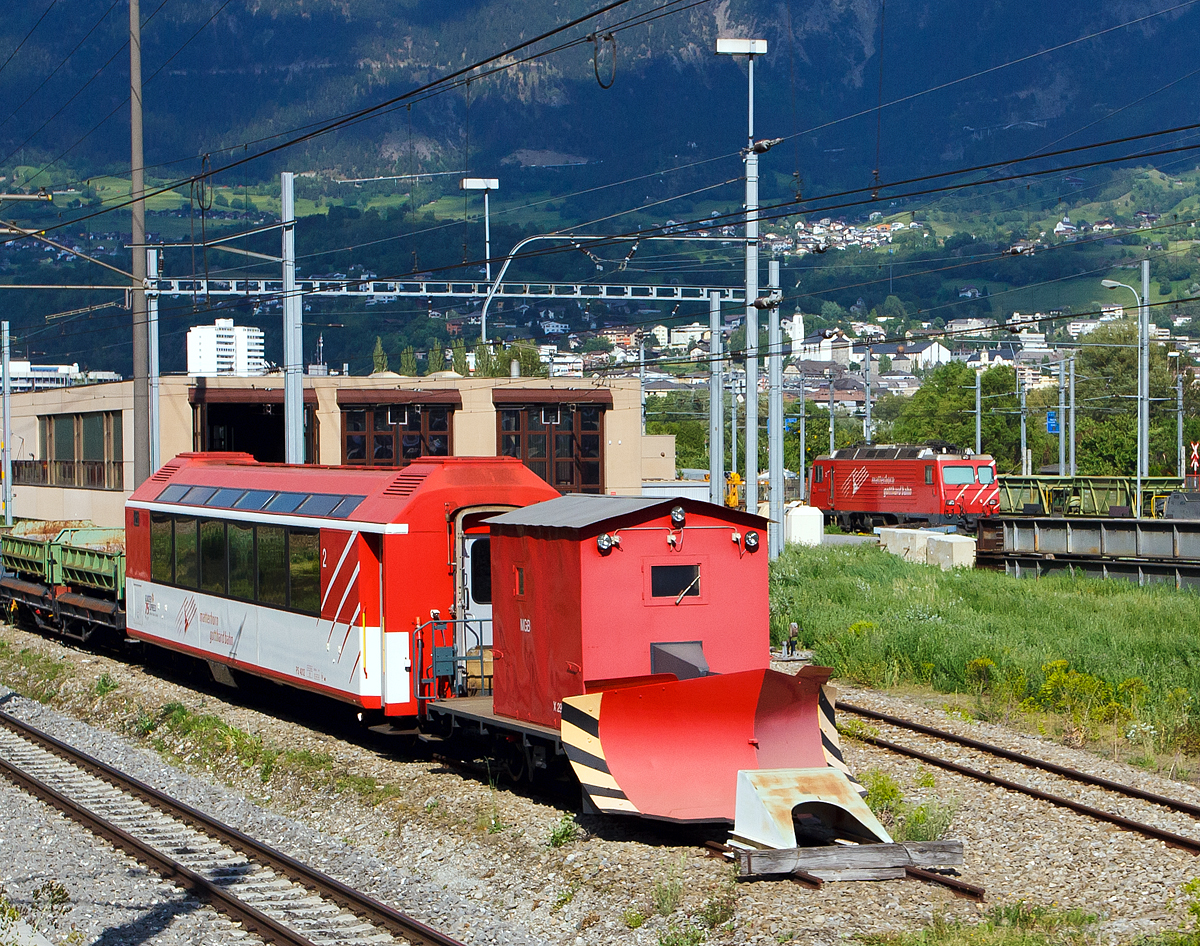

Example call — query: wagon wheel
[496,738,528,783]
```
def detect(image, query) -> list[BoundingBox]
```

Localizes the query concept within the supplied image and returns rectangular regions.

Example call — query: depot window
[497,404,604,494]
[341,404,453,466]
[146,513,321,616]
[29,411,123,490]
[943,465,976,485]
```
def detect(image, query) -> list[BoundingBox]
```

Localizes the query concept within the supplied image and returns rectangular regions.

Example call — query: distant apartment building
[6,361,122,393]
[186,318,267,376]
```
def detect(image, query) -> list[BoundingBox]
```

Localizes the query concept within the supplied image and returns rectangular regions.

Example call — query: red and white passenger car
[124,452,557,718]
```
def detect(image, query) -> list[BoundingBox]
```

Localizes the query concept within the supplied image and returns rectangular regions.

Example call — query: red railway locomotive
[808,444,999,531]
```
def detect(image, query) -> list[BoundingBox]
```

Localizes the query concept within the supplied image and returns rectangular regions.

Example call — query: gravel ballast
[0,624,1193,945]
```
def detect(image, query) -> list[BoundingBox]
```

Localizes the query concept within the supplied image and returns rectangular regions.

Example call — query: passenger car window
[256,526,287,606]
[174,518,198,588]
[150,513,173,583]
[288,529,320,615]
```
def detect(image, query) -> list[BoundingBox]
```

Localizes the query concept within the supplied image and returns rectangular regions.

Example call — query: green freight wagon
[0,520,126,640]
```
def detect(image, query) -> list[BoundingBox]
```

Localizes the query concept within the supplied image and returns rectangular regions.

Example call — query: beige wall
[641,434,677,482]
[8,373,673,527]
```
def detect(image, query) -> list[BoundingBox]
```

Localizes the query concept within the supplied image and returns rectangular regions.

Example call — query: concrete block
[879,528,935,564]
[927,533,976,570]
[877,528,905,555]
[784,503,824,546]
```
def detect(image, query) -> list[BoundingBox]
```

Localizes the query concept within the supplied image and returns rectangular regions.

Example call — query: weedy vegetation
[772,545,1200,766]
[859,902,1097,946]
[860,768,958,842]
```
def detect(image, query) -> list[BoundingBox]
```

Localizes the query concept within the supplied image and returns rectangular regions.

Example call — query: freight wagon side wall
[490,533,583,729]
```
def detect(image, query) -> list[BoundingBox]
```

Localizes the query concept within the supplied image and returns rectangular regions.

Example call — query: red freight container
[487,495,769,729]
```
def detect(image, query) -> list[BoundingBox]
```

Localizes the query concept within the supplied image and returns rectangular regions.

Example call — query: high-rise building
[186,318,266,376]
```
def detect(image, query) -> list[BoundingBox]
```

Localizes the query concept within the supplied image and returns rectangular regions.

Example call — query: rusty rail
[839,702,1200,819]
[838,704,1200,855]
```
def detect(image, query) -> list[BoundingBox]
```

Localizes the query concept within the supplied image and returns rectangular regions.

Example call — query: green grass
[861,903,1098,946]
[771,545,1200,753]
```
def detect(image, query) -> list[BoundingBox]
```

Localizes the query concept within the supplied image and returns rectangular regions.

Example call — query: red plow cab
[486,496,888,845]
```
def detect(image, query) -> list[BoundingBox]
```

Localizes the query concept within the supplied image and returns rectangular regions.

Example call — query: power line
[0,0,60,83]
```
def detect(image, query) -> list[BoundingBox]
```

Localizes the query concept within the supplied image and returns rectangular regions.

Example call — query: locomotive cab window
[651,564,700,599]
[813,466,824,483]
[943,466,976,485]
[924,465,933,485]
[976,466,995,484]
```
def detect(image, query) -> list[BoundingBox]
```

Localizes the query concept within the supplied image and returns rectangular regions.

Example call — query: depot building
[9,374,675,527]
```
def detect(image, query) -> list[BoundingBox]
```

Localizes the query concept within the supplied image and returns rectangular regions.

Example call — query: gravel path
[0,624,1193,945]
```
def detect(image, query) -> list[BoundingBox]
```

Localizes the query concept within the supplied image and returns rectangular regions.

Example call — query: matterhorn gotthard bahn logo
[175,595,198,637]
[839,467,870,496]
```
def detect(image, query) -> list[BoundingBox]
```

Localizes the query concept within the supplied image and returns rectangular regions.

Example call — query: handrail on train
[414,616,492,702]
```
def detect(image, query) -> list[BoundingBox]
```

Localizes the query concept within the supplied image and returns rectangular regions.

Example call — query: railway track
[0,710,464,946]
[838,701,1200,855]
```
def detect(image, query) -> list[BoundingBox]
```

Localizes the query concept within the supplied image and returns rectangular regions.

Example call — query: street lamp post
[1169,350,1183,477]
[461,177,499,338]
[717,36,772,513]
[1101,275,1148,516]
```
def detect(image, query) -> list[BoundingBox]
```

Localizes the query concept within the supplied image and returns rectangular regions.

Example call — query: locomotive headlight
[670,505,686,528]
[597,532,614,554]
[744,530,760,552]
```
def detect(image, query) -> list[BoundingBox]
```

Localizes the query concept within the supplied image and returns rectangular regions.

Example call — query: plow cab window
[651,564,700,599]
